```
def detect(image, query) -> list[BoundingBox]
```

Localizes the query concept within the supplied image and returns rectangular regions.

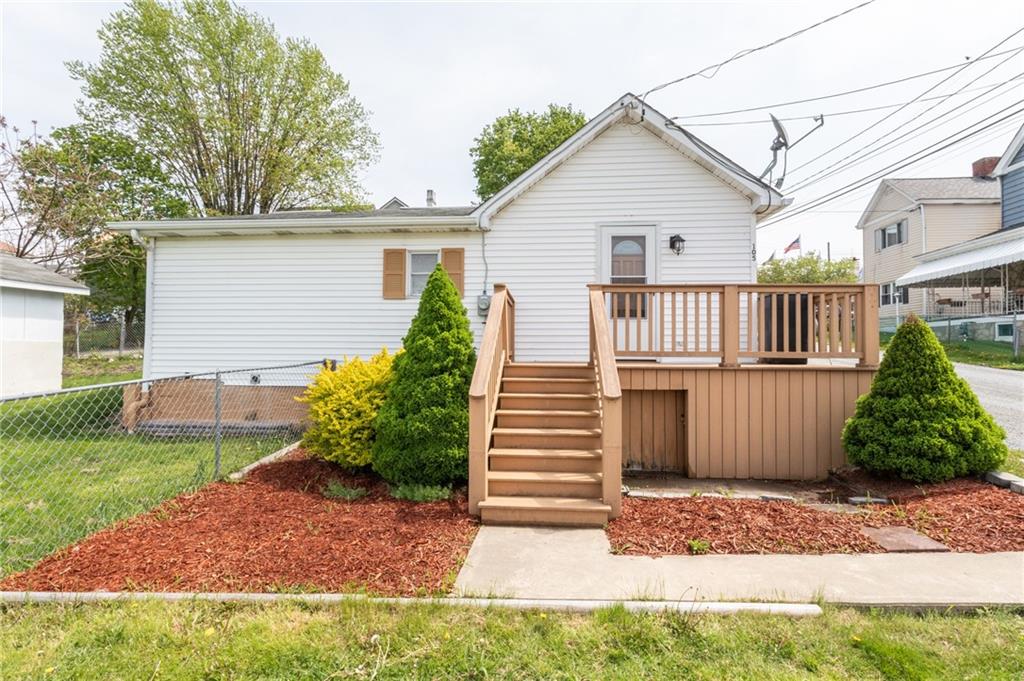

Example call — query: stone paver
[455,526,1024,606]
[860,526,949,553]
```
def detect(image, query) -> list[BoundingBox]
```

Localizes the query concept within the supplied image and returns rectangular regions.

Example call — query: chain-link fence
[64,318,146,357]
[0,361,323,577]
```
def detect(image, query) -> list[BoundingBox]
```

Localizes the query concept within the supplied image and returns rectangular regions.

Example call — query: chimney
[972,157,1000,178]
[426,189,436,207]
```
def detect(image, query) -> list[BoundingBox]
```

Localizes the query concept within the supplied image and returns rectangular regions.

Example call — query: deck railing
[468,284,515,514]
[588,283,880,367]
[588,289,623,518]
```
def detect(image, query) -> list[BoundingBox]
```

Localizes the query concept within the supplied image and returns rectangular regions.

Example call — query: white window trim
[875,219,908,252]
[408,250,440,297]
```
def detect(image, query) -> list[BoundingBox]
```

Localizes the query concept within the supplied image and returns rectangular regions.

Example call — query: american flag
[783,235,801,254]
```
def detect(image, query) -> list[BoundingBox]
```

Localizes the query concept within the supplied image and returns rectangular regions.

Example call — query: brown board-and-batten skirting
[617,365,875,481]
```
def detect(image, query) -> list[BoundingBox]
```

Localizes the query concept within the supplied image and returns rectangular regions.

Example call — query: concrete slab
[860,526,950,553]
[985,470,1022,488]
[623,475,827,503]
[454,526,1024,607]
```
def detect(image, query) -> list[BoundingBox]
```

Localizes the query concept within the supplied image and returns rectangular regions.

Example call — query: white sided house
[113,94,885,518]
[113,94,786,377]
[0,253,89,397]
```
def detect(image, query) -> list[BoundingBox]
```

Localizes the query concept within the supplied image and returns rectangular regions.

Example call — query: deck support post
[720,285,740,367]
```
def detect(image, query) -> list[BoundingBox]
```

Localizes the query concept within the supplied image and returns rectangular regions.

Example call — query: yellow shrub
[297,349,396,468]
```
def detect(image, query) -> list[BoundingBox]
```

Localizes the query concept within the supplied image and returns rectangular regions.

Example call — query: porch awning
[896,230,1024,287]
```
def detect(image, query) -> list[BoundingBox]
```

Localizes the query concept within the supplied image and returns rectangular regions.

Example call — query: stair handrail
[588,286,622,518]
[468,283,515,515]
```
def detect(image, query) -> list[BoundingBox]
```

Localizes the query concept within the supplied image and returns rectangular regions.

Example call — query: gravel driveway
[954,363,1024,450]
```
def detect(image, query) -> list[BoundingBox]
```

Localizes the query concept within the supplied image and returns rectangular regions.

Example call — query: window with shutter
[409,251,439,297]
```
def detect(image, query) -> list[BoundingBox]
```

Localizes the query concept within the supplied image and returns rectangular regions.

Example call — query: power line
[758,102,1024,228]
[786,26,1024,175]
[786,64,1024,192]
[674,77,1024,126]
[640,0,876,102]
[671,47,1024,120]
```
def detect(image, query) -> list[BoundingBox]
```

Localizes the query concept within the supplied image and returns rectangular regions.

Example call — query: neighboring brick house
[856,161,1001,321]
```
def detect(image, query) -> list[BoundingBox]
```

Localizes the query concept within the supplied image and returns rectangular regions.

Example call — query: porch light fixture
[669,234,686,255]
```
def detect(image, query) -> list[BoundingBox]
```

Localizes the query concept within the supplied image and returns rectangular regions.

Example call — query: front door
[600,226,657,354]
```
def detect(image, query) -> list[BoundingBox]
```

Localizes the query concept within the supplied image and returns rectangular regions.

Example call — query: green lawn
[1,600,1022,679]
[0,386,294,576]
[1003,449,1024,478]
[62,354,144,388]
[880,333,1024,370]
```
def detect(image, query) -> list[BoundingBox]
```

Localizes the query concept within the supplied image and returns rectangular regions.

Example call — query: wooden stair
[480,362,611,527]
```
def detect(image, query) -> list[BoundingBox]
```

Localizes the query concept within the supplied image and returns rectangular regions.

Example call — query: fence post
[74,318,81,359]
[214,371,222,479]
[118,314,127,355]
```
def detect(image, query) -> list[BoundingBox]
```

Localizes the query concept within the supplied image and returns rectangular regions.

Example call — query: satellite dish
[769,114,789,151]
[759,113,825,186]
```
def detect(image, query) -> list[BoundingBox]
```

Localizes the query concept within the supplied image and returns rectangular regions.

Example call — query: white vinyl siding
[484,121,756,361]
[0,287,65,396]
[146,233,483,377]
[144,120,763,373]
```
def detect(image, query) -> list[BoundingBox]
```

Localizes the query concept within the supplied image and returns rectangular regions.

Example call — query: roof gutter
[108,214,480,236]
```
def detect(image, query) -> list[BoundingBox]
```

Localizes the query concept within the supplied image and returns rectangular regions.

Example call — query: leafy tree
[470,103,586,201]
[758,251,858,284]
[841,315,1007,482]
[0,120,111,272]
[69,0,379,215]
[373,265,476,485]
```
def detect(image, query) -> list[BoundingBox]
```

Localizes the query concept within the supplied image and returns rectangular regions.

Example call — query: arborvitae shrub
[841,315,1007,482]
[372,265,476,485]
[298,349,395,468]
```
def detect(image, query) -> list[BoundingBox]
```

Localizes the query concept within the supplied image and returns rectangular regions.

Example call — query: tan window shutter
[382,248,406,299]
[441,248,465,296]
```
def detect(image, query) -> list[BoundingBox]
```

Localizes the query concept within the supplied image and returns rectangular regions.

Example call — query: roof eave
[0,278,89,296]
[108,215,480,237]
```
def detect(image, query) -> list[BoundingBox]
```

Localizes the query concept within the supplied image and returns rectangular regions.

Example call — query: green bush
[297,349,395,468]
[373,265,476,485]
[389,483,451,502]
[841,315,1007,482]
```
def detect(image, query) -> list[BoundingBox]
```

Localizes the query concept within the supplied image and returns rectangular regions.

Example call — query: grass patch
[1002,449,1024,478]
[881,332,1023,370]
[389,483,451,502]
[0,387,293,576]
[1,601,1022,679]
[62,354,143,388]
[321,480,367,501]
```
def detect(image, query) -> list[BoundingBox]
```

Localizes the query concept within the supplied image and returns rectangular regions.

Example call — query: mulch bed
[608,478,1024,557]
[0,451,477,596]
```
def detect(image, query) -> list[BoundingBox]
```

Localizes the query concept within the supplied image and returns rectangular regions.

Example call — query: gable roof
[379,196,409,209]
[0,253,90,295]
[472,93,787,227]
[855,177,1000,229]
[994,123,1024,176]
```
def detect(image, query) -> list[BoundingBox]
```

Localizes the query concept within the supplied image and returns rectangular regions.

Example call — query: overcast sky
[2,0,1022,261]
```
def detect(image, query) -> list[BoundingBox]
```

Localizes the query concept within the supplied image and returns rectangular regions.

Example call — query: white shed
[0,253,89,397]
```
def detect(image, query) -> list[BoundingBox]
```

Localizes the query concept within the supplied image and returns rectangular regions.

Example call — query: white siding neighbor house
[111,94,787,378]
[0,253,89,396]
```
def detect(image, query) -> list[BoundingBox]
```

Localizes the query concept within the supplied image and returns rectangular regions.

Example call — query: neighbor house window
[996,323,1014,339]
[874,219,908,252]
[880,283,908,307]
[409,251,439,296]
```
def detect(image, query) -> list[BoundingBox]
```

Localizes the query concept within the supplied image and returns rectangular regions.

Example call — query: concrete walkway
[455,526,1024,607]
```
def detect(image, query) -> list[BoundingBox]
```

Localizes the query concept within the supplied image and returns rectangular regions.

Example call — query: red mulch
[0,451,477,596]
[608,479,1024,557]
